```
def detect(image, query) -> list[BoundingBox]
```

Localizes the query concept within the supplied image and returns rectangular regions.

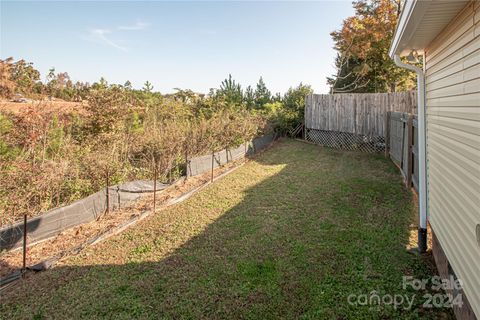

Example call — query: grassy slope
[1,140,450,319]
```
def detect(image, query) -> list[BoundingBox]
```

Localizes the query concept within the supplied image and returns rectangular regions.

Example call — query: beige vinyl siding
[425,1,480,317]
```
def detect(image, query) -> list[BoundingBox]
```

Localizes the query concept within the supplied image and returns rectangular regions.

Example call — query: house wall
[425,1,480,318]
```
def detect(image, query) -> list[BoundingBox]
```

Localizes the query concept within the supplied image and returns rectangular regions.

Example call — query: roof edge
[389,0,432,58]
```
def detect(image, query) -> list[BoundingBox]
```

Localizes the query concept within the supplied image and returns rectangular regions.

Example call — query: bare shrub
[0,90,269,225]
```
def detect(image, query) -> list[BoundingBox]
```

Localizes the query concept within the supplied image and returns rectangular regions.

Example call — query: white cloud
[118,21,149,31]
[83,20,148,51]
[87,28,127,52]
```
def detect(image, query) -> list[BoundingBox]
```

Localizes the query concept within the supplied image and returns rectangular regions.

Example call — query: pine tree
[124,80,132,90]
[143,81,154,93]
[254,77,272,109]
[243,85,255,109]
[218,74,243,107]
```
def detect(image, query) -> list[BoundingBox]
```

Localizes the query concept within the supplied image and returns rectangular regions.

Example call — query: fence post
[385,111,391,157]
[406,114,414,188]
[168,162,172,183]
[211,151,214,182]
[153,161,157,212]
[185,145,189,181]
[105,169,110,214]
[22,214,27,278]
[400,114,405,167]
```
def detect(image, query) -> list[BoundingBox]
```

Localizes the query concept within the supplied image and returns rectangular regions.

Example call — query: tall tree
[91,77,109,90]
[217,74,243,107]
[283,83,313,117]
[0,58,16,98]
[9,59,41,95]
[243,85,255,109]
[45,68,74,99]
[143,81,154,93]
[254,77,272,109]
[327,0,415,93]
[124,80,133,90]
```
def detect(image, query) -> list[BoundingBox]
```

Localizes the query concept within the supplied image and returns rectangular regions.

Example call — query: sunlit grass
[0,139,450,319]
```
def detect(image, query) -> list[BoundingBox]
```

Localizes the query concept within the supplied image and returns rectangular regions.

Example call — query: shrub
[0,89,268,225]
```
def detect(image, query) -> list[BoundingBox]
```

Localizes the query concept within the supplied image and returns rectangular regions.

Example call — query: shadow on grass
[1,140,451,320]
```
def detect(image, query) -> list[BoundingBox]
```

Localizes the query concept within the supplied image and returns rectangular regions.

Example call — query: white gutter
[389,0,416,57]
[393,55,428,252]
[389,0,432,58]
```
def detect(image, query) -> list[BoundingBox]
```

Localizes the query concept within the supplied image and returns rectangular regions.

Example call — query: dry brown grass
[0,99,86,115]
[0,95,266,226]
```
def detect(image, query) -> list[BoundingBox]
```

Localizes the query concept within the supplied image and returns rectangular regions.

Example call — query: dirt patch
[0,99,86,115]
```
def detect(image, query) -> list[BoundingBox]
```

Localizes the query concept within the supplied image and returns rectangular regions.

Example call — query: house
[389,1,479,319]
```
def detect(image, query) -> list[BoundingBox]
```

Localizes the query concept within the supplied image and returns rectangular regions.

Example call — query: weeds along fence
[0,133,277,251]
[304,92,416,153]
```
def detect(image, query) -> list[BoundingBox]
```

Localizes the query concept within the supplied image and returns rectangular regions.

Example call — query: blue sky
[1,1,353,94]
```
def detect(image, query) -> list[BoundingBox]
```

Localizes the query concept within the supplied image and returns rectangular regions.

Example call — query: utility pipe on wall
[393,54,428,253]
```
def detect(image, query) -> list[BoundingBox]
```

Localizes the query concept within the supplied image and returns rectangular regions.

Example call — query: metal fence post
[168,163,172,184]
[153,162,157,212]
[22,214,27,278]
[185,146,189,181]
[211,151,214,182]
[105,170,110,214]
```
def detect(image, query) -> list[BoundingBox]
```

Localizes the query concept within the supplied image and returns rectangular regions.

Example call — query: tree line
[0,57,313,224]
[0,57,312,132]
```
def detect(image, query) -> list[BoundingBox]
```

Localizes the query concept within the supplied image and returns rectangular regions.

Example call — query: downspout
[393,54,428,253]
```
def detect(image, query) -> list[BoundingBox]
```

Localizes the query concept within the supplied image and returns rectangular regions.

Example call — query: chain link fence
[0,134,277,252]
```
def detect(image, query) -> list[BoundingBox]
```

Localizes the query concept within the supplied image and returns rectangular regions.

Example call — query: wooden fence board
[390,112,406,166]
[305,92,417,137]
[412,117,419,191]
[304,92,418,189]
[389,111,418,191]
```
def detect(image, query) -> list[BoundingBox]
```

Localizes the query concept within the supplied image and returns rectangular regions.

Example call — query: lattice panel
[306,129,385,153]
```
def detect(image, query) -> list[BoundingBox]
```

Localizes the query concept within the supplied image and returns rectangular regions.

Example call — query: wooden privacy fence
[387,111,419,191]
[304,92,416,152]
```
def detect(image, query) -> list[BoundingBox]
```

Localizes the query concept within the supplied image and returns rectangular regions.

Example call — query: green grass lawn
[1,139,451,319]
